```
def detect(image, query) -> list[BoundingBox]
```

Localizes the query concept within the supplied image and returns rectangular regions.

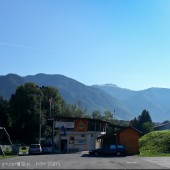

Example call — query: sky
[1,0,170,90]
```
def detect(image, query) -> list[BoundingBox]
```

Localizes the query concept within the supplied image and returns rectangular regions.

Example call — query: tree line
[129,109,154,134]
[0,82,153,145]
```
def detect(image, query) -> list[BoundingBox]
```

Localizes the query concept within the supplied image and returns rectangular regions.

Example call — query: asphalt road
[0,151,170,169]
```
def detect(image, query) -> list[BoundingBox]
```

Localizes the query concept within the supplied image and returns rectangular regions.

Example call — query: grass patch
[0,155,17,160]
[139,130,170,157]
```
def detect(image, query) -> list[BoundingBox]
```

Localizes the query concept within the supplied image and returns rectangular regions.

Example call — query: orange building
[116,127,141,155]
[98,126,142,155]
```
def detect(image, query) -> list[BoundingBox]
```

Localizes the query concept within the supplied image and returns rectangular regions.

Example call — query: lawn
[0,155,17,160]
[139,130,170,157]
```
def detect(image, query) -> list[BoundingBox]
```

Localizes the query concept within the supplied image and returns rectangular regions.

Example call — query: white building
[50,116,108,153]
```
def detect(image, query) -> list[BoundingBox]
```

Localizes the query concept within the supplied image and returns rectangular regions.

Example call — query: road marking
[126,162,138,164]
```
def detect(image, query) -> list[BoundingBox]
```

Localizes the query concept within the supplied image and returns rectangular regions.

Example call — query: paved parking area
[141,157,170,169]
[0,152,169,169]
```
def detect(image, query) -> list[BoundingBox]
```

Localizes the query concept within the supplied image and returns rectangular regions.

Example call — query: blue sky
[1,0,170,90]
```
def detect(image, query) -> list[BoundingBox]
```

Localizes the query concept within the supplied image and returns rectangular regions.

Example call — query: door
[61,140,67,153]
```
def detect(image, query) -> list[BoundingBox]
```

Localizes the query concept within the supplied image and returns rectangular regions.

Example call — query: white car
[18,146,29,156]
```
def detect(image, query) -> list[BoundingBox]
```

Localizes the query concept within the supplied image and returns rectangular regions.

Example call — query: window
[30,144,41,148]
[110,145,116,149]
[102,145,110,149]
[81,134,85,137]
[117,145,125,149]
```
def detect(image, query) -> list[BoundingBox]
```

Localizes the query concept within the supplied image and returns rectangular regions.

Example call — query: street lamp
[35,85,43,144]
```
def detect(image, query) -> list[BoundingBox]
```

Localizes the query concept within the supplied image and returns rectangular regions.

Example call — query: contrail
[0,41,57,52]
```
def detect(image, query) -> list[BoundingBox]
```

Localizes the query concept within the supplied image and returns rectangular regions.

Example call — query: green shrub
[139,130,170,156]
[1,145,14,156]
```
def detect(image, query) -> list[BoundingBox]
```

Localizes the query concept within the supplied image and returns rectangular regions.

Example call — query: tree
[39,86,66,117]
[142,122,154,134]
[36,85,66,139]
[129,117,138,128]
[9,83,66,144]
[130,110,153,134]
[92,110,102,119]
[163,120,170,124]
[9,83,41,144]
[102,111,113,121]
[139,109,152,123]
[138,110,152,131]
[63,101,87,118]
[0,96,11,128]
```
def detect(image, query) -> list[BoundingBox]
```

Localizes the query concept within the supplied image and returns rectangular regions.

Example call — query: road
[0,151,170,169]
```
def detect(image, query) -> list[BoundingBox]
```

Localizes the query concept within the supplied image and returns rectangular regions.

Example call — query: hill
[122,88,170,122]
[1,74,170,122]
[93,84,137,101]
[94,84,170,122]
[0,74,26,99]
[0,73,132,120]
[139,130,170,156]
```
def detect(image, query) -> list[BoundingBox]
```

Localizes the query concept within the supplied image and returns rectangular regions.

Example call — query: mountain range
[0,73,170,122]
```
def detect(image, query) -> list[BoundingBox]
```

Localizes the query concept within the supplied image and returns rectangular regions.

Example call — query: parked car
[42,144,53,154]
[12,143,21,154]
[89,144,126,156]
[29,144,42,155]
[18,146,29,156]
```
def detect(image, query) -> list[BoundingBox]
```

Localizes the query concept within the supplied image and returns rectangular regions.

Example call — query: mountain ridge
[0,73,132,120]
[1,73,170,122]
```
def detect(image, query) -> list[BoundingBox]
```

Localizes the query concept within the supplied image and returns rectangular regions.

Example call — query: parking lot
[0,151,170,169]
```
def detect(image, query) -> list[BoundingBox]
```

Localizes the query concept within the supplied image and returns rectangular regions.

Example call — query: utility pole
[48,118,55,153]
[39,96,42,144]
[35,85,43,144]
[49,97,53,117]
[52,119,55,153]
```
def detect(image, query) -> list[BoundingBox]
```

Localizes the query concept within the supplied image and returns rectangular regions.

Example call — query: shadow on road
[81,154,126,158]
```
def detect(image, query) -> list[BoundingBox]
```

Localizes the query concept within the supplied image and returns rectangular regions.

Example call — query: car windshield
[30,145,40,148]
[42,144,52,147]
[117,145,124,149]
[21,147,26,150]
[101,145,110,149]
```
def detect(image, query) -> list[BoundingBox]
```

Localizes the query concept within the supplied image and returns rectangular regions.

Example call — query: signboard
[55,121,75,129]
[75,139,87,145]
[75,119,88,132]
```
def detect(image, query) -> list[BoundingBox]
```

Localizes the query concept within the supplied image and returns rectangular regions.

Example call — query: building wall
[53,131,103,153]
[102,135,116,145]
[68,133,87,152]
[100,128,140,155]
[87,133,95,150]
[53,133,61,153]
[53,118,107,153]
[154,123,170,131]
[118,128,140,155]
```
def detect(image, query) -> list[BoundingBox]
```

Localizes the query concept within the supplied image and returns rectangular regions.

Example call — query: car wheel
[116,152,121,156]
[94,152,98,156]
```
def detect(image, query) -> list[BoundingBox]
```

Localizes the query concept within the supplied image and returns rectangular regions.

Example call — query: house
[98,126,142,155]
[154,122,170,131]
[47,116,108,153]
